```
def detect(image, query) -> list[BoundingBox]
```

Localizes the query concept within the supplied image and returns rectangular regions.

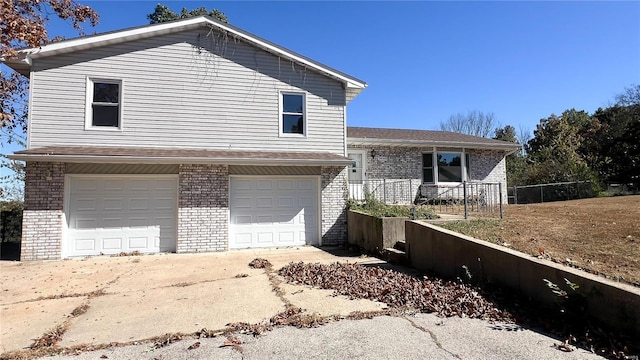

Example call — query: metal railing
[349,179,419,205]
[417,182,503,218]
[508,181,594,204]
[348,179,504,218]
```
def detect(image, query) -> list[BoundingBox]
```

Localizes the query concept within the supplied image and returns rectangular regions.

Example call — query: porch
[348,179,504,218]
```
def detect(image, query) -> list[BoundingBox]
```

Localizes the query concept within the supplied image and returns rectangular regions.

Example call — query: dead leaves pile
[29,324,68,349]
[279,262,513,322]
[248,258,272,269]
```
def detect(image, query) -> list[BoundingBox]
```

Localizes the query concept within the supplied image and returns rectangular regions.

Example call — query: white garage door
[66,176,177,257]
[229,177,319,249]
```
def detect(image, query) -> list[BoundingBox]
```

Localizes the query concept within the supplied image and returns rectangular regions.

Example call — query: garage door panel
[66,176,177,257]
[256,197,273,208]
[297,180,314,190]
[128,237,149,249]
[104,179,125,191]
[233,215,252,225]
[298,197,314,207]
[257,232,274,244]
[74,218,97,229]
[278,232,294,243]
[229,177,318,249]
[74,238,97,252]
[256,180,273,190]
[103,238,122,250]
[128,198,149,210]
[152,197,174,210]
[277,180,293,190]
[103,198,124,211]
[255,214,273,224]
[75,198,97,211]
[278,197,294,208]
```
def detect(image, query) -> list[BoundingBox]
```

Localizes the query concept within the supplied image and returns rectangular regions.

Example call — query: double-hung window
[422,152,471,183]
[280,92,306,136]
[87,78,122,129]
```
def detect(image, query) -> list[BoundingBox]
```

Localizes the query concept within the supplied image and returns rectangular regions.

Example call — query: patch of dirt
[502,196,640,285]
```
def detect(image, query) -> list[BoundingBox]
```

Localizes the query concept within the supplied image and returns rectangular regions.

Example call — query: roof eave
[3,16,367,90]
[7,153,353,166]
[347,138,521,151]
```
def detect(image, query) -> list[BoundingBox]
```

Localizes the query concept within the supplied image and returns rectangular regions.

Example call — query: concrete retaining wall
[406,221,640,336]
[347,211,406,252]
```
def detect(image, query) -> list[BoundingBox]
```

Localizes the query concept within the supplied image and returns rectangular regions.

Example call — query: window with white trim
[422,152,471,183]
[87,79,121,129]
[280,93,306,135]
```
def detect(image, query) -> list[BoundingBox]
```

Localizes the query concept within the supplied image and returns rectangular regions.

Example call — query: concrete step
[383,247,407,265]
[394,241,406,252]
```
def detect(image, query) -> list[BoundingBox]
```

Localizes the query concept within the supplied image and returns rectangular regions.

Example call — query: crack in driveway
[403,316,462,360]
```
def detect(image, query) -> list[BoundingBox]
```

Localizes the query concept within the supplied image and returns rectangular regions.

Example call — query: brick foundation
[321,166,348,245]
[21,162,65,260]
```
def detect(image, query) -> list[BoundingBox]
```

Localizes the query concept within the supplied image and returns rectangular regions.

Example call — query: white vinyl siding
[28,28,347,154]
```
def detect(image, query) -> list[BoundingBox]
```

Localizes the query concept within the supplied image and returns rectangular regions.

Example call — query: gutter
[7,153,353,167]
[347,138,521,151]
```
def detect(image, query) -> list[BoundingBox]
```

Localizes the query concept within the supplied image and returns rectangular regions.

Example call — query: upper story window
[422,152,471,184]
[280,92,306,136]
[86,78,122,130]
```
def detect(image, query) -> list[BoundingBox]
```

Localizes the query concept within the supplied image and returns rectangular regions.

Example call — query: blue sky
[8,1,640,139]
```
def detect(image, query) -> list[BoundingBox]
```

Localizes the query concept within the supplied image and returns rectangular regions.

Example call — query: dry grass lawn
[440,195,640,286]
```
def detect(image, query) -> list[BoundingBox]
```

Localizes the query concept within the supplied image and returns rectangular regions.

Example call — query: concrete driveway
[1,247,602,359]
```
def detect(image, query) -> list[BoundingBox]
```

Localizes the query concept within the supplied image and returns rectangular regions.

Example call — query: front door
[347,151,366,200]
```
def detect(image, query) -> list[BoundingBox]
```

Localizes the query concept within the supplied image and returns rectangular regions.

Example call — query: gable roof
[347,126,521,152]
[2,16,366,94]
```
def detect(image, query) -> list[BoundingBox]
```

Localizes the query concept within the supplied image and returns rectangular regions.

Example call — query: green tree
[587,104,640,186]
[1,0,99,200]
[493,125,517,143]
[525,110,596,185]
[147,4,228,24]
[494,125,529,186]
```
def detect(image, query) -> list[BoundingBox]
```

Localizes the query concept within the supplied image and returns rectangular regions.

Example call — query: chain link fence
[507,181,594,204]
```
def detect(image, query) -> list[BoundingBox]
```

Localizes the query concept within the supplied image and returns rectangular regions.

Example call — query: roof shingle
[347,126,520,149]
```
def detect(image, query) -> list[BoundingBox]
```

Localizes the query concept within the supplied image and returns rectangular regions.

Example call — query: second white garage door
[229,177,319,249]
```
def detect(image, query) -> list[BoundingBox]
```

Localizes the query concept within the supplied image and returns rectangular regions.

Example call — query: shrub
[348,192,437,219]
[1,201,23,243]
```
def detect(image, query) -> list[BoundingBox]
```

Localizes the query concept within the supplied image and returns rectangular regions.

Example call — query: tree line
[493,86,639,190]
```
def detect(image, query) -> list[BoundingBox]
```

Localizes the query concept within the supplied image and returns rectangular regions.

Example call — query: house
[4,16,366,260]
[346,127,520,205]
[4,16,519,261]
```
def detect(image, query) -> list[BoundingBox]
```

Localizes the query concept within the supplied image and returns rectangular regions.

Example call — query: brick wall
[321,166,348,245]
[177,164,229,252]
[469,149,508,203]
[21,162,65,261]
